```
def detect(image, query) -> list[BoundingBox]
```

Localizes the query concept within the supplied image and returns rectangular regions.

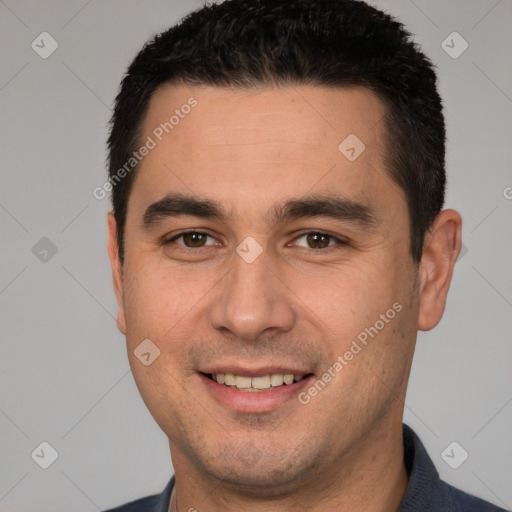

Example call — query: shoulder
[400,425,507,512]
[441,480,508,512]
[102,476,174,512]
[103,493,161,512]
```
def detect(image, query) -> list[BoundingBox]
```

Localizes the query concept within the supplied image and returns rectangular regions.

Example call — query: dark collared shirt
[104,424,506,511]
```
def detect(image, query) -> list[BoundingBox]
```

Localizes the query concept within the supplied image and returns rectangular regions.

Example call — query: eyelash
[164,230,349,252]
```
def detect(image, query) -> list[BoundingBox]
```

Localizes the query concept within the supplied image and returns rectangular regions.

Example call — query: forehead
[143,82,386,149]
[131,83,401,219]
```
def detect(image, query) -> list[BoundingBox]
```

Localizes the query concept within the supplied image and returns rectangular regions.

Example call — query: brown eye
[168,232,216,248]
[293,232,347,250]
[306,233,331,249]
[181,232,208,247]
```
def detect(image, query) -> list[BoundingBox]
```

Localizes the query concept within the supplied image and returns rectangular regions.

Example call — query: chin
[194,446,321,498]
[211,468,307,498]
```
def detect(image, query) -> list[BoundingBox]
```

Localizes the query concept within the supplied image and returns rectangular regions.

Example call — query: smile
[208,373,306,391]
[201,370,314,413]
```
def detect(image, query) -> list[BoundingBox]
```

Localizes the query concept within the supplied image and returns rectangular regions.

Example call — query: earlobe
[418,209,462,332]
[107,212,127,334]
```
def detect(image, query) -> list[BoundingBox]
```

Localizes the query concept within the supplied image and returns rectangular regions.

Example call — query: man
[103,1,505,511]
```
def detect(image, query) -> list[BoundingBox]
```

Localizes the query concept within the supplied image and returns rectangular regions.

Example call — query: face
[108,84,431,493]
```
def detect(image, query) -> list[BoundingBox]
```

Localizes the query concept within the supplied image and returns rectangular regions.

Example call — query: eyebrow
[141,193,377,230]
[142,194,232,229]
[268,195,376,229]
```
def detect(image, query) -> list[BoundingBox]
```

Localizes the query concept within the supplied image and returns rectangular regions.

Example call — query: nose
[209,248,297,342]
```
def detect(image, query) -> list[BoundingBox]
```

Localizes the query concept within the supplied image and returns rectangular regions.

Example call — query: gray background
[0,0,511,510]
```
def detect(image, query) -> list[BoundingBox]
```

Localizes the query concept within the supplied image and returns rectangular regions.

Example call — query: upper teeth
[213,373,304,391]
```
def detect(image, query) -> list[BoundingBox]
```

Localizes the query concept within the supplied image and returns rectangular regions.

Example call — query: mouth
[200,369,314,413]
[204,372,310,391]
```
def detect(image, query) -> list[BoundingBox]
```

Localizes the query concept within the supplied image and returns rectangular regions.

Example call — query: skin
[107,83,462,512]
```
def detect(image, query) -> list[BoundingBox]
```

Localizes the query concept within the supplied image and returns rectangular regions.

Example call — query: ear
[418,209,462,331]
[107,212,126,334]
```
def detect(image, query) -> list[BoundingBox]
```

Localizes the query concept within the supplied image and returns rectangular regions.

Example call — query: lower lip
[200,374,313,413]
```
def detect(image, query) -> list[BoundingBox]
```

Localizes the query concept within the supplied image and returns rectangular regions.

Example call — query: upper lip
[199,366,312,377]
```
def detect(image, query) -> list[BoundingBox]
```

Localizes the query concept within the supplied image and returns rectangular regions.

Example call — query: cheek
[291,259,397,334]
[121,256,210,343]
[129,359,188,438]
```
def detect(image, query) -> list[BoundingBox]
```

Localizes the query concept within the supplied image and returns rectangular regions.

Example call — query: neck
[169,416,408,512]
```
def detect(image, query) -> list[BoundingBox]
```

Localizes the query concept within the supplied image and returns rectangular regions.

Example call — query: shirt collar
[398,423,450,511]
